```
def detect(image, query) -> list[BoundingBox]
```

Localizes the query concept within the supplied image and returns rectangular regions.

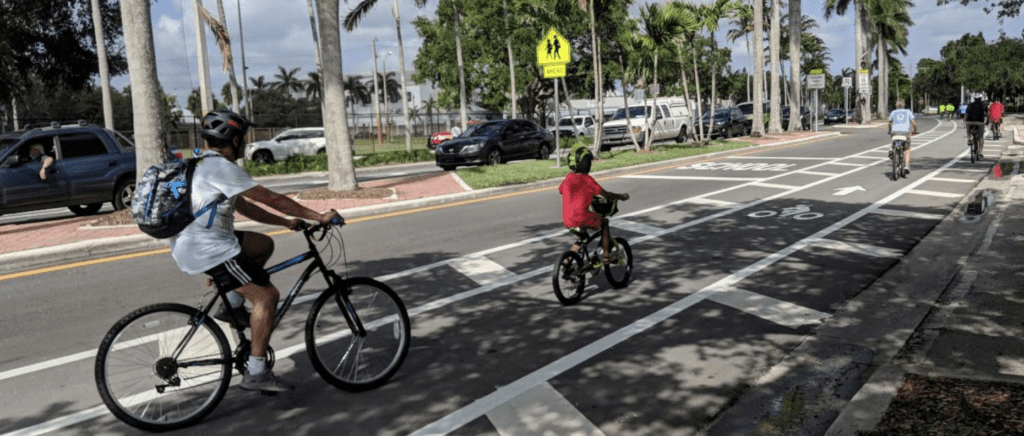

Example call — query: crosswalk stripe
[752,182,802,190]
[796,170,841,176]
[707,288,832,329]
[685,197,737,207]
[826,162,863,167]
[487,382,607,436]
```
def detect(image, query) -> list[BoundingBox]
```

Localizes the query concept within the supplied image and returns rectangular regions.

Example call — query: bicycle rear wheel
[95,303,231,432]
[891,148,900,181]
[970,137,977,163]
[603,237,633,289]
[306,277,411,392]
[553,251,586,305]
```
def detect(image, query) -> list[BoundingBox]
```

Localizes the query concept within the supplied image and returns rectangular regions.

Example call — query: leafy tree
[936,0,1022,18]
[273,66,304,94]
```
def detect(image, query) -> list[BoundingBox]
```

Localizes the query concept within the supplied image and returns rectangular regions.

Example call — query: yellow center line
[1,135,832,282]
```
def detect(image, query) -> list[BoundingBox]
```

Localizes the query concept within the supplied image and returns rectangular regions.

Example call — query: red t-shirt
[989,102,1004,122]
[559,173,603,227]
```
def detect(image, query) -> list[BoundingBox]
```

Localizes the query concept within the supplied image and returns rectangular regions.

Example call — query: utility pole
[193,0,213,115]
[237,0,251,127]
[372,39,383,145]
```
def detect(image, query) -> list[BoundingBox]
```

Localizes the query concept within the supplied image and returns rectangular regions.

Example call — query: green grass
[456,139,753,190]
[242,149,436,177]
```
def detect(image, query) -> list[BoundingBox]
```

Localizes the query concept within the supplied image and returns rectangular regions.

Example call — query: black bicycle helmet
[200,109,249,143]
[568,143,593,174]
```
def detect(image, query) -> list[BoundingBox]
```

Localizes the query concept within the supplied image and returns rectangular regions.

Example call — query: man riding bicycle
[888,100,918,176]
[989,99,1004,140]
[559,145,628,265]
[171,109,341,392]
[964,97,988,159]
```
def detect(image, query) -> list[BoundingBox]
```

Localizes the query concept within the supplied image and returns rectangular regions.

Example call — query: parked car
[550,116,596,137]
[428,131,454,150]
[601,99,692,149]
[244,127,326,164]
[0,121,137,217]
[434,119,553,171]
[782,106,811,130]
[823,109,847,125]
[699,107,748,139]
[737,101,769,127]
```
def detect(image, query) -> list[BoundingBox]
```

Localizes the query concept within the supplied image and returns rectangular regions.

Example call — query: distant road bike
[890,134,909,180]
[967,123,984,163]
[94,220,411,431]
[552,197,633,305]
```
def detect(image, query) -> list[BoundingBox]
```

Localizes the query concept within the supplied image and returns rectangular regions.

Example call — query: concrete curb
[0,132,838,275]
[1014,126,1022,145]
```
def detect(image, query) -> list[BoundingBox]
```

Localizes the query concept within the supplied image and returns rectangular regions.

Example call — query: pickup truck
[600,101,692,149]
[0,122,137,217]
[550,116,596,137]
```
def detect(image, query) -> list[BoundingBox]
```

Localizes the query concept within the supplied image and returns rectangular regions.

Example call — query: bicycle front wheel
[306,277,411,392]
[603,237,633,289]
[95,303,231,432]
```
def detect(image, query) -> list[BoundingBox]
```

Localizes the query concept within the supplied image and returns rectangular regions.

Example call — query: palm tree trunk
[316,0,356,190]
[454,2,468,131]
[391,0,412,152]
[709,40,718,141]
[646,52,658,150]
[372,41,383,145]
[90,0,113,130]
[504,0,517,119]
[855,0,871,124]
[677,43,695,143]
[691,45,706,142]
[767,0,783,133]
[589,0,604,156]
[120,0,167,174]
[787,0,801,132]
[751,0,765,137]
[619,53,641,151]
[559,79,582,138]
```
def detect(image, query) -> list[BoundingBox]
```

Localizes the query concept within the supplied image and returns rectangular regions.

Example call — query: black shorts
[204,232,270,292]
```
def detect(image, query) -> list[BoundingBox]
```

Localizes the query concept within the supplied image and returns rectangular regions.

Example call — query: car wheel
[113,178,135,211]
[676,126,687,143]
[487,148,502,166]
[316,148,326,155]
[253,150,274,164]
[537,143,551,160]
[441,165,456,171]
[69,203,103,216]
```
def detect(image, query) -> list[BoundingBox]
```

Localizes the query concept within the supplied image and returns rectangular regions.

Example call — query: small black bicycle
[552,197,633,305]
[968,124,984,163]
[94,219,411,431]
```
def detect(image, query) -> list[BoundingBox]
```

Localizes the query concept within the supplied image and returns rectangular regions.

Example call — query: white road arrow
[834,186,866,196]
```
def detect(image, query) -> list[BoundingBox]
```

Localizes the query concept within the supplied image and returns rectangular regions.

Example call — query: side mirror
[1,155,19,168]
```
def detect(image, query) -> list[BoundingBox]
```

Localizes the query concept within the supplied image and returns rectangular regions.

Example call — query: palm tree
[825,0,873,124]
[695,0,744,140]
[249,75,269,92]
[315,0,356,190]
[367,73,401,106]
[213,0,240,112]
[273,66,304,95]
[787,0,802,131]
[344,75,371,105]
[676,2,708,143]
[344,0,428,152]
[454,1,468,133]
[90,0,113,130]
[726,3,755,102]
[767,0,783,133]
[638,3,690,149]
[305,71,322,103]
[119,0,167,174]
[870,0,913,117]
[751,0,766,137]
[612,20,645,151]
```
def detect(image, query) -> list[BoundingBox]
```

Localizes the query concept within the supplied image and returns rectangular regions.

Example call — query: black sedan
[823,109,847,125]
[435,119,554,171]
[699,107,748,139]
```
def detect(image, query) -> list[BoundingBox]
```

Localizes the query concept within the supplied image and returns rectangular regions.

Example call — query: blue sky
[113,0,1023,108]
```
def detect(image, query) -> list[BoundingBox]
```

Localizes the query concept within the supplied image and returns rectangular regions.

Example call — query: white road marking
[726,156,832,160]
[825,162,864,167]
[907,189,963,198]
[448,257,518,286]
[833,186,866,196]
[1,405,109,436]
[930,177,976,183]
[872,208,947,221]
[846,155,881,160]
[611,220,665,236]
[684,197,738,207]
[621,175,764,181]
[945,168,989,173]
[808,238,903,258]
[752,182,802,190]
[486,382,607,436]
[707,288,832,328]
[796,170,841,176]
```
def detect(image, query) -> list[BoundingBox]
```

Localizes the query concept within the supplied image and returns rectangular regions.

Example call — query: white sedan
[244,127,326,164]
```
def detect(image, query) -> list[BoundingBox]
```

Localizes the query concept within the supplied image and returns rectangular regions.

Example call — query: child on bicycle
[558,145,629,265]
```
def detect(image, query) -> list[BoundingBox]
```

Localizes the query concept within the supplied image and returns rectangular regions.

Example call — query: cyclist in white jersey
[887,100,918,175]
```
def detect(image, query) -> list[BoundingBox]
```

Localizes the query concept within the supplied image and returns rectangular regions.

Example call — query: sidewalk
[0,130,837,274]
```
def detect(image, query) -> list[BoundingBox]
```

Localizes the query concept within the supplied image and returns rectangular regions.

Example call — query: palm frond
[197,5,232,73]
[344,0,378,32]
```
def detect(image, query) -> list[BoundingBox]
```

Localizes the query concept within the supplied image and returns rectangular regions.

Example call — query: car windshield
[611,106,650,120]
[827,110,842,116]
[701,109,730,121]
[467,122,504,137]
[558,118,584,127]
[738,105,753,114]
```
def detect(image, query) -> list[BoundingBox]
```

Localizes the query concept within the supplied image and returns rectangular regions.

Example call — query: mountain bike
[990,120,1002,141]
[890,134,908,180]
[968,124,983,163]
[552,197,633,305]
[94,219,411,432]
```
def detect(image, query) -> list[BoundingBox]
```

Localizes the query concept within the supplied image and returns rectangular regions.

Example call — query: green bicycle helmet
[567,143,593,174]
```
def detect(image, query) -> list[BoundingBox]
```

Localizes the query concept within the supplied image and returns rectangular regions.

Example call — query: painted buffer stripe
[907,189,962,198]
[752,182,802,190]
[486,382,607,436]
[707,287,832,329]
[611,220,664,236]
[871,208,947,221]
[808,238,903,258]
[448,256,517,286]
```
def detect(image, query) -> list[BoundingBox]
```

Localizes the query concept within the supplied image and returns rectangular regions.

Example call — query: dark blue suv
[0,122,137,217]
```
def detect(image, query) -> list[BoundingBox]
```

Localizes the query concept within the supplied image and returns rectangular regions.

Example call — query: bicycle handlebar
[294,216,346,241]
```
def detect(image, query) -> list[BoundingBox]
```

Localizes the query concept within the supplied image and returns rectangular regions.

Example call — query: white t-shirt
[170,151,258,275]
[889,109,915,133]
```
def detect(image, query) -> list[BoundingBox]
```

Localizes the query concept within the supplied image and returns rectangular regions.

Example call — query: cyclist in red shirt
[989,100,1004,140]
[558,146,629,264]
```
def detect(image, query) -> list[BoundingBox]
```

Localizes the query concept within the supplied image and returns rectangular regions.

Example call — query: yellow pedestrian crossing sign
[536,27,570,66]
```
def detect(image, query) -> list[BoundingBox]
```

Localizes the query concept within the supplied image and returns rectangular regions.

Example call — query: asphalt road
[1,117,1002,436]
[0,161,444,226]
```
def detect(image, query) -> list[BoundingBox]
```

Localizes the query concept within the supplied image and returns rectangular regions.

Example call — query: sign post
[537,27,570,167]
[842,77,852,124]
[807,70,825,132]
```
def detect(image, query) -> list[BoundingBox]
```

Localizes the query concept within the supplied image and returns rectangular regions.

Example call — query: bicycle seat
[891,134,908,142]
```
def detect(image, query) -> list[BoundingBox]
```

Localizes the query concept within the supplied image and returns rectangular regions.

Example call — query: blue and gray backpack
[131,155,227,239]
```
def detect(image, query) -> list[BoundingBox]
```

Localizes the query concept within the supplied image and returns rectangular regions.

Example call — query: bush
[242,149,435,177]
